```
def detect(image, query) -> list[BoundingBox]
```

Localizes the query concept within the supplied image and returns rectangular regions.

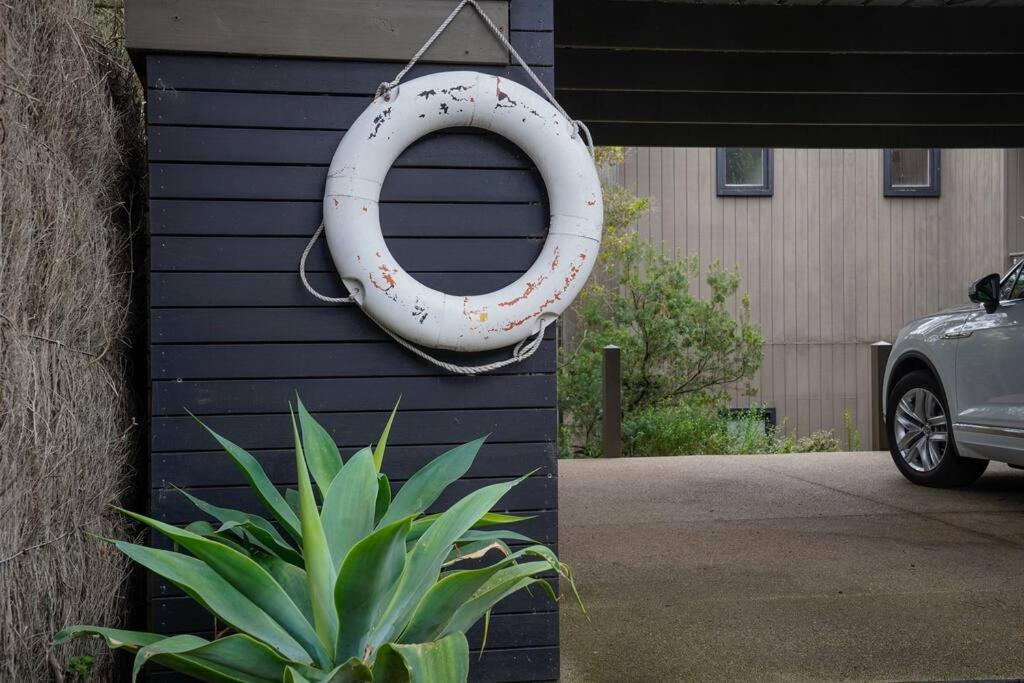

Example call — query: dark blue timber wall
[143,2,558,681]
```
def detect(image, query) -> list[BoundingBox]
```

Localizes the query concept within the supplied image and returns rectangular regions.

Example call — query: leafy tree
[559,150,764,457]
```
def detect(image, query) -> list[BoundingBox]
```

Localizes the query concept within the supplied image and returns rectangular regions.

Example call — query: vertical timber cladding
[142,1,557,681]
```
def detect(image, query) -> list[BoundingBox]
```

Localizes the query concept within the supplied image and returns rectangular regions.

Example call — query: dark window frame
[1000,261,1024,302]
[716,148,774,197]
[883,148,941,198]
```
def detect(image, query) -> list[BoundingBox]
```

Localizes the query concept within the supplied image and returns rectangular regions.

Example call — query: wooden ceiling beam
[555,2,1024,53]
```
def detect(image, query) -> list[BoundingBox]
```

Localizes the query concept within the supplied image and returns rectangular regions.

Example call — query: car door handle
[943,328,973,339]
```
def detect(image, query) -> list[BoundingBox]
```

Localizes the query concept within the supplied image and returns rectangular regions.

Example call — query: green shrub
[724,407,777,455]
[623,399,731,456]
[56,399,579,682]
[620,400,844,456]
[799,430,843,453]
[559,153,764,457]
[771,425,842,454]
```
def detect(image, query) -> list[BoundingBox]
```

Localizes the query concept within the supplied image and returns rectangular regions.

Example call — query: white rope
[375,0,594,157]
[299,223,549,375]
[301,0,583,374]
[377,316,550,375]
[299,222,354,304]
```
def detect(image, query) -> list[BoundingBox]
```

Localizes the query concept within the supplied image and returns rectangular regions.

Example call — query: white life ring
[322,71,603,352]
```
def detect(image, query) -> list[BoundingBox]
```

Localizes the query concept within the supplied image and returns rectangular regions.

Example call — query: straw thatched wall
[0,1,143,679]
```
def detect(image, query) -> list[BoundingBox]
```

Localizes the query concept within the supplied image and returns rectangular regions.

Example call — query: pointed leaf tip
[372,398,401,471]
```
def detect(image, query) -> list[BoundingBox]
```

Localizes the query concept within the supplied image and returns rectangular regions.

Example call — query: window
[1001,262,1024,301]
[883,149,940,197]
[717,148,773,197]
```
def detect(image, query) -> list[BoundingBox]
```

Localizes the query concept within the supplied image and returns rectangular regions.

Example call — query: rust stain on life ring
[368,272,398,302]
[377,263,397,288]
[492,252,588,332]
[498,273,547,308]
[462,297,489,323]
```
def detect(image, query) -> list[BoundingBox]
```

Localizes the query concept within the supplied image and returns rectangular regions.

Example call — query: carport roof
[555,1,1024,147]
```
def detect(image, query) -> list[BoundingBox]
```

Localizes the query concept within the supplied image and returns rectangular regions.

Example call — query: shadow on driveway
[559,452,1024,682]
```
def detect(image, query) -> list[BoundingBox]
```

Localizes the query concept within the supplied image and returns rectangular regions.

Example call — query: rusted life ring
[322,71,603,352]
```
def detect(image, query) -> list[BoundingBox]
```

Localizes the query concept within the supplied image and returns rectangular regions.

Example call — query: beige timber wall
[605,148,1007,440]
[1007,149,1024,265]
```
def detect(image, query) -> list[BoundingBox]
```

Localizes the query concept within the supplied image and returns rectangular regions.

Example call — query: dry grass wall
[0,1,143,679]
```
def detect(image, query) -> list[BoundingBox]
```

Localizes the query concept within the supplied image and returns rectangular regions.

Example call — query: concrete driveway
[559,452,1024,682]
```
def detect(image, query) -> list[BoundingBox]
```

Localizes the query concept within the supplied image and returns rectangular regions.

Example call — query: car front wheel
[886,370,988,487]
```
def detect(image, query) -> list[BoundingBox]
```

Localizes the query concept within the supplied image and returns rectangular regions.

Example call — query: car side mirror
[969,273,1001,314]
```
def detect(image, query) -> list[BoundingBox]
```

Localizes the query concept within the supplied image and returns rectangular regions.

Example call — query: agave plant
[56,398,578,682]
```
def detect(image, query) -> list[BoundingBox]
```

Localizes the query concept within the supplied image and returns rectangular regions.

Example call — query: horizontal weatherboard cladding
[150,165,543,202]
[147,56,552,94]
[152,409,556,452]
[148,128,533,167]
[151,272,544,306]
[142,3,558,678]
[149,200,547,237]
[153,375,554,413]
[152,236,543,272]
[153,442,555,487]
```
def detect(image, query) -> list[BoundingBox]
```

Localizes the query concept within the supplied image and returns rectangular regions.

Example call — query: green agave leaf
[117,510,328,667]
[321,447,377,571]
[285,488,301,517]
[381,437,486,527]
[253,552,314,625]
[319,658,374,682]
[186,520,217,535]
[106,542,311,663]
[176,488,302,566]
[54,625,164,652]
[185,522,251,555]
[372,632,469,683]
[297,396,343,497]
[284,667,313,683]
[372,398,400,471]
[131,633,313,683]
[176,487,292,548]
[457,529,536,545]
[333,516,412,662]
[290,408,339,656]
[444,539,512,568]
[369,474,528,650]
[442,566,558,638]
[407,512,532,544]
[374,473,392,526]
[132,634,209,681]
[190,412,301,543]
[217,519,305,567]
[400,547,560,644]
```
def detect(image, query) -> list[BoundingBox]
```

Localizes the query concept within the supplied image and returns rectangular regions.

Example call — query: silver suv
[883,263,1024,487]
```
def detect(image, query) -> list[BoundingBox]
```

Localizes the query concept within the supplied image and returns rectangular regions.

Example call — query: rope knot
[375,81,395,102]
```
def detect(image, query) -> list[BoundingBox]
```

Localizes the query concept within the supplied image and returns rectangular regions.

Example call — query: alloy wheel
[894,387,948,473]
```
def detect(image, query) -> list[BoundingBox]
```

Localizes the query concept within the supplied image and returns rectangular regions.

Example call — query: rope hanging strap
[375,0,594,156]
[301,0,585,375]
